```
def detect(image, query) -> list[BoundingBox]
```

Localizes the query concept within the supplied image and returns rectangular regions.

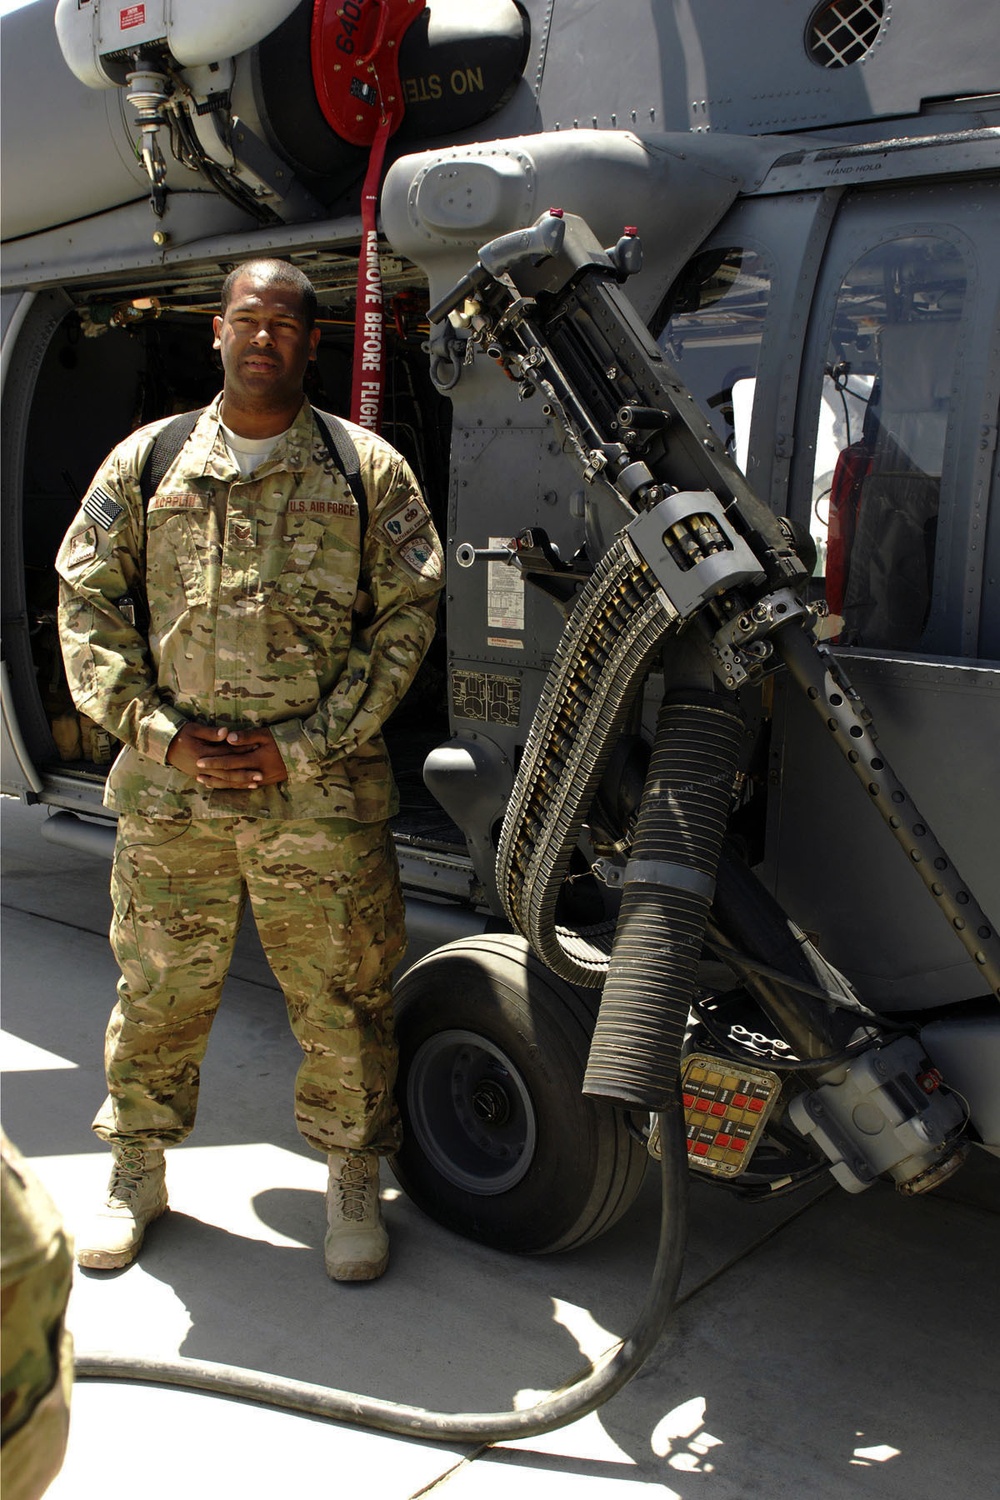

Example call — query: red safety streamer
[310,0,426,433]
[351,118,392,433]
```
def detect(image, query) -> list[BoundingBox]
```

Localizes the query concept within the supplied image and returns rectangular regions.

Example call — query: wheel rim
[405,1028,538,1195]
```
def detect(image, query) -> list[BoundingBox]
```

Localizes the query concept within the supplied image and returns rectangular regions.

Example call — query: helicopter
[2,0,998,1257]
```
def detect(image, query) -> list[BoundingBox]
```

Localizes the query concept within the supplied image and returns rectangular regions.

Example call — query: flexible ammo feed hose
[75,1104,688,1443]
[584,697,746,1109]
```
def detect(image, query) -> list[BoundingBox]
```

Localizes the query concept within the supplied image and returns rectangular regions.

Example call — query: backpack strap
[139,408,203,508]
[122,409,202,633]
[312,408,369,540]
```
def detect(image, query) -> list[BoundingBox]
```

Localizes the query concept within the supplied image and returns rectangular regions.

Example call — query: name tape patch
[287,499,357,517]
[148,493,207,511]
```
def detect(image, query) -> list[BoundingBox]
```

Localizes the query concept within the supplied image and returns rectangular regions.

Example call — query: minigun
[430,209,999,1156]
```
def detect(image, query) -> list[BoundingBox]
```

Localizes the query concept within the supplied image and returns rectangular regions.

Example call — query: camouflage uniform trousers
[93,812,406,1156]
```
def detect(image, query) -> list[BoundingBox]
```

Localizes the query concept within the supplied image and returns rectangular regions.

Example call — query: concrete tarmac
[2,796,998,1500]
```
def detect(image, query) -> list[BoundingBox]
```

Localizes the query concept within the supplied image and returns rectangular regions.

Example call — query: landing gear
[391,934,648,1253]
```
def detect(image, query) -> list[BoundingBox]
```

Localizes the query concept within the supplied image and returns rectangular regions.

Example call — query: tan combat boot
[324,1151,389,1282]
[75,1142,168,1270]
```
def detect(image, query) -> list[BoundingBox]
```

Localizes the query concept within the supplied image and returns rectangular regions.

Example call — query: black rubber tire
[390,934,648,1254]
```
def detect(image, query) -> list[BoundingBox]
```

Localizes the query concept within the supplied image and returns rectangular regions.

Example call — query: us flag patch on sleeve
[83,485,124,530]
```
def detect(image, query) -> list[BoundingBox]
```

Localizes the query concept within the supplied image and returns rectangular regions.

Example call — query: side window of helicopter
[655,246,773,471]
[809,234,967,650]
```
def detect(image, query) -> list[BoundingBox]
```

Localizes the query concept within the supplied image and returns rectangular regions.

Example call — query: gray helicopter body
[2,0,997,1247]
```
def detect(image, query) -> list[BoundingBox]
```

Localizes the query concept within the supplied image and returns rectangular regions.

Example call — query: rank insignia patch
[67,527,98,567]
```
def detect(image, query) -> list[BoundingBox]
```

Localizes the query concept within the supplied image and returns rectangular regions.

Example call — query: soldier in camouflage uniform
[56,259,443,1281]
[1,1132,73,1500]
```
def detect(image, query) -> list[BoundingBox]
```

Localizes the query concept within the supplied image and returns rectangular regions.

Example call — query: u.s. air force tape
[83,485,124,530]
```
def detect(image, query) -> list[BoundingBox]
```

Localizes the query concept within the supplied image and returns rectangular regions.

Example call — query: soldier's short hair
[220,259,318,329]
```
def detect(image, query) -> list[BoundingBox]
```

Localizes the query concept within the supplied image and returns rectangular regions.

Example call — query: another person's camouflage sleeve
[1,1133,74,1500]
[55,426,188,765]
[270,442,443,780]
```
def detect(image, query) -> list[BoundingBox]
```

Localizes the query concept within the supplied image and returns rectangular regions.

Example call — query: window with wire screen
[655,246,772,475]
[810,234,966,649]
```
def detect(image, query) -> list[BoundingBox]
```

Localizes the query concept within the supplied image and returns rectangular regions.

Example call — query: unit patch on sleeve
[382,499,428,545]
[82,485,124,531]
[398,537,442,581]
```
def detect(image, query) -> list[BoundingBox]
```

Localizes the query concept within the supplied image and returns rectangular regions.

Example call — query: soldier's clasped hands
[166,721,288,788]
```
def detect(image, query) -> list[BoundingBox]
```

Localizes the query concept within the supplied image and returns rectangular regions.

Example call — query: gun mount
[429,210,999,1170]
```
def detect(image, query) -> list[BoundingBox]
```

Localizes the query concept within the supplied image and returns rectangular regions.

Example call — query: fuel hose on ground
[74,1103,687,1443]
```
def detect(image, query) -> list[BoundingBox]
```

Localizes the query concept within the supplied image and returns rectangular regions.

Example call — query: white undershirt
[220,421,292,478]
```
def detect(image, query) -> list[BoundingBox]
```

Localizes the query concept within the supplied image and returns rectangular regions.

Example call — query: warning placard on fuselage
[487,536,525,631]
[451,670,521,726]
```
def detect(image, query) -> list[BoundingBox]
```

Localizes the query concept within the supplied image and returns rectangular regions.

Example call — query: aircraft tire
[390,933,648,1254]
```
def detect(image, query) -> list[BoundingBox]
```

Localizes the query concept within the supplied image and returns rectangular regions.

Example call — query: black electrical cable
[710,1163,831,1202]
[690,1002,880,1073]
[703,937,862,1009]
[75,1103,688,1444]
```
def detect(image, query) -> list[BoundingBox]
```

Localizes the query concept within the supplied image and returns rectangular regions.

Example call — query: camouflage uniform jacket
[56,395,443,822]
[1,1132,73,1500]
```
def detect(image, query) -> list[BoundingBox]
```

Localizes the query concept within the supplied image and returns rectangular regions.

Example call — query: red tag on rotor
[311,0,426,434]
[310,0,424,145]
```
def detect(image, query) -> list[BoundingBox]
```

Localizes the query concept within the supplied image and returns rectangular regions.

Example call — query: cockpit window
[655,247,771,471]
[811,234,967,649]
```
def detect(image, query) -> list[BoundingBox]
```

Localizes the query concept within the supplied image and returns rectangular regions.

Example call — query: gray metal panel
[968,275,1000,660]
[4,0,997,259]
[1,290,31,346]
[980,436,1000,660]
[919,1014,1000,1146]
[526,0,1000,137]
[1,0,160,242]
[383,129,775,326]
[0,196,259,295]
[0,204,392,301]
[445,421,584,733]
[1,660,42,798]
[765,652,1000,1009]
[2,287,48,799]
[751,130,1000,196]
[1,288,73,779]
